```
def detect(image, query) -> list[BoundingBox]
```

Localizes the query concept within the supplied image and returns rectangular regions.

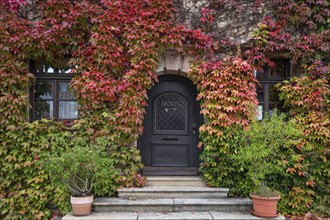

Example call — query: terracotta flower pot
[250,193,280,218]
[70,195,93,216]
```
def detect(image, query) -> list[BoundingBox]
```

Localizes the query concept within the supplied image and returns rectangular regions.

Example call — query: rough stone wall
[173,0,272,44]
[157,1,274,75]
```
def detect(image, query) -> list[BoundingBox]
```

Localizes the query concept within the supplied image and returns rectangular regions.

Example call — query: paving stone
[138,211,213,220]
[210,211,286,220]
[62,212,138,220]
[62,211,286,220]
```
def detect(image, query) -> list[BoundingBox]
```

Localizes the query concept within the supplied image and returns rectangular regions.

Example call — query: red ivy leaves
[277,76,329,113]
[200,7,215,24]
[55,0,210,137]
[70,70,119,107]
[189,57,258,135]
[0,0,26,12]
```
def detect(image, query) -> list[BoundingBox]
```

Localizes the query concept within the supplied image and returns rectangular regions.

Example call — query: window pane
[43,64,55,73]
[269,60,289,78]
[269,103,284,115]
[257,105,263,120]
[34,62,43,74]
[35,82,53,99]
[257,85,264,102]
[256,70,265,78]
[59,82,75,99]
[269,85,281,102]
[58,67,72,74]
[59,101,78,119]
[154,93,188,133]
[34,62,72,74]
[34,101,54,119]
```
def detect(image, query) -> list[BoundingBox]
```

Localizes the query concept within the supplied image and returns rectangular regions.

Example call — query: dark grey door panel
[139,75,201,175]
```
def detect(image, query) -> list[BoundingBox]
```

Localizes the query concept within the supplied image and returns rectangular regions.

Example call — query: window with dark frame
[256,59,290,120]
[30,61,78,122]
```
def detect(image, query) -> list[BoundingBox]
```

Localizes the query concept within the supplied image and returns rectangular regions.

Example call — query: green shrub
[43,136,118,197]
[69,114,144,191]
[199,109,326,215]
[233,113,301,193]
[253,186,280,198]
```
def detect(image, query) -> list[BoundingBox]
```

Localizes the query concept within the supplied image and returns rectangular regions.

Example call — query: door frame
[138,74,203,175]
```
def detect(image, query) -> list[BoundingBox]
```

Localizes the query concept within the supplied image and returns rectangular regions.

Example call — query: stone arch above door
[156,51,192,77]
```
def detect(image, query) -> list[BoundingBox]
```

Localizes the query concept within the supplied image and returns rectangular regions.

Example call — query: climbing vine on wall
[276,76,330,215]
[0,0,329,218]
[187,0,329,216]
[0,0,210,219]
[188,57,258,188]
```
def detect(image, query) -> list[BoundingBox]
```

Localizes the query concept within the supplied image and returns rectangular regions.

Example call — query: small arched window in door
[154,93,188,133]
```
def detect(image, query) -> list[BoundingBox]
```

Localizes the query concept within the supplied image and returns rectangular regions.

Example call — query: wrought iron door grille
[154,93,188,132]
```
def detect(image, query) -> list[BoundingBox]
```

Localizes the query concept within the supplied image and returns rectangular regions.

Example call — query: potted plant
[44,136,116,216]
[233,112,300,218]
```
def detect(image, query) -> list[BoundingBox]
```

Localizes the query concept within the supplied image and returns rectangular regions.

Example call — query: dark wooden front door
[139,75,201,175]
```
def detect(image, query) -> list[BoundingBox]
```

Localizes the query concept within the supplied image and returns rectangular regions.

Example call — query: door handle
[192,123,197,134]
[163,138,178,141]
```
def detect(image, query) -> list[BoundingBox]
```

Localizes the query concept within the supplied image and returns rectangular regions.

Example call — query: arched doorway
[139,75,202,175]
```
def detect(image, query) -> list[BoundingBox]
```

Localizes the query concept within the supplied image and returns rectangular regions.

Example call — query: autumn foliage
[0,0,329,218]
[276,76,329,214]
[0,0,210,219]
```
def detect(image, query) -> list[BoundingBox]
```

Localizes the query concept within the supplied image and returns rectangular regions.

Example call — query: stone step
[146,176,207,187]
[63,211,285,220]
[93,197,252,213]
[143,167,198,176]
[118,186,229,198]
